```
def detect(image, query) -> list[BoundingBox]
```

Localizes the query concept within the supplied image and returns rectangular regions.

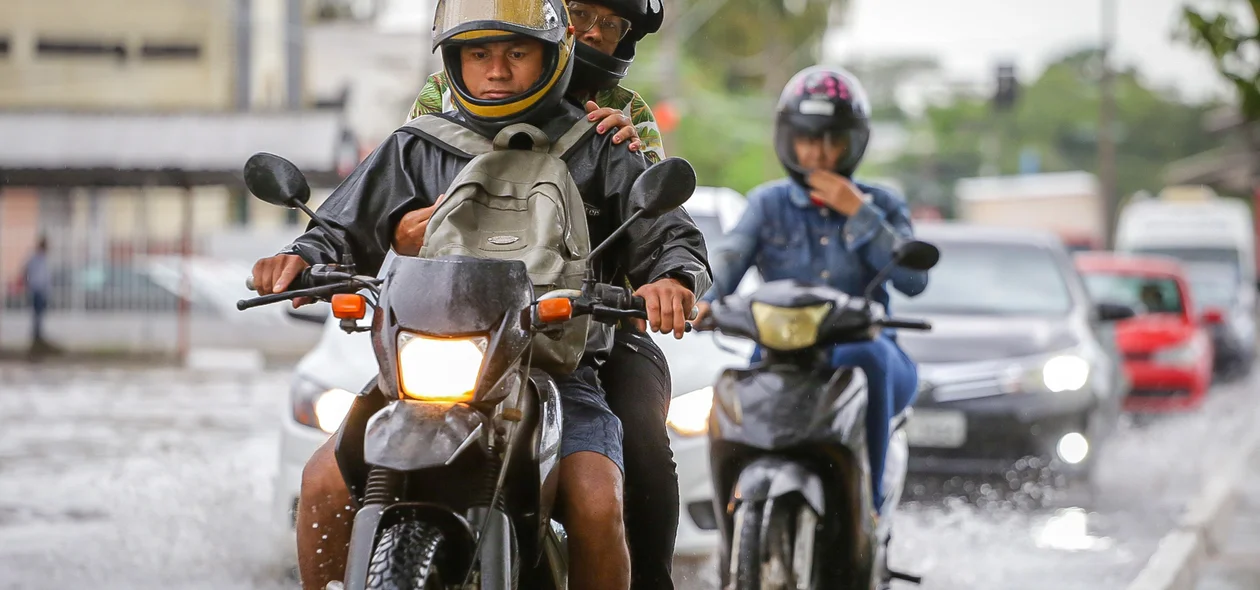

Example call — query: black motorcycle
[699,240,940,590]
[236,152,696,590]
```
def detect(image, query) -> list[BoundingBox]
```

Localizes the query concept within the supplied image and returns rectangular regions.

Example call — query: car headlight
[667,386,714,437]
[290,376,356,434]
[1151,336,1205,367]
[397,332,486,403]
[1041,354,1090,393]
[751,302,833,351]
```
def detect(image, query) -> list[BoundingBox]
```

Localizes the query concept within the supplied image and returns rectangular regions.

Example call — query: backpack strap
[400,114,494,158]
[550,118,598,161]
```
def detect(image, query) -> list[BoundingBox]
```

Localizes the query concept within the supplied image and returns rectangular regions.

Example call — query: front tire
[366,521,446,590]
[730,498,818,590]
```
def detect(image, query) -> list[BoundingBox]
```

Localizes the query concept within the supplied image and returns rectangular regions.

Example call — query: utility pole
[1098,0,1119,248]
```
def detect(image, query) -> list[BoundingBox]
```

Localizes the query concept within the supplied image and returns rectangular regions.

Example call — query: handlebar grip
[630,295,646,312]
[237,291,298,311]
[881,318,932,331]
[244,269,314,294]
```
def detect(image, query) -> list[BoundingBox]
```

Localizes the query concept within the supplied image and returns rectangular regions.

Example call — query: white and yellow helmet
[432,0,576,133]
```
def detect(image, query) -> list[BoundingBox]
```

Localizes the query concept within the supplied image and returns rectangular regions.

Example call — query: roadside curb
[1126,426,1260,590]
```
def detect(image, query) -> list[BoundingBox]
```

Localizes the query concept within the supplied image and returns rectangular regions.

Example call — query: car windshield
[1081,272,1184,316]
[689,213,725,244]
[891,241,1073,316]
[1182,262,1239,310]
[1132,246,1240,267]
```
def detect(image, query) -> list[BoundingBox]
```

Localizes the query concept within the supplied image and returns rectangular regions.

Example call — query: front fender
[363,400,486,471]
[710,366,867,451]
[731,456,825,516]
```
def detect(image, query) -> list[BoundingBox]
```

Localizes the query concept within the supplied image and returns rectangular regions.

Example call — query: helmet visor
[434,0,565,46]
[774,114,856,177]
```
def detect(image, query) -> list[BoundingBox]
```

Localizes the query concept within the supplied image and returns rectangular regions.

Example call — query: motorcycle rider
[694,65,928,521]
[249,2,711,589]
[407,0,666,165]
[400,2,685,588]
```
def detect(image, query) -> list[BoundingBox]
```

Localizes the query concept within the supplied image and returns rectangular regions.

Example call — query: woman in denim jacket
[695,65,929,518]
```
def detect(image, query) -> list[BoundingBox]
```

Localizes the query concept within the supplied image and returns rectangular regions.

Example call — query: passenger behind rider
[249,2,710,589]
[694,65,929,519]
[397,2,686,588]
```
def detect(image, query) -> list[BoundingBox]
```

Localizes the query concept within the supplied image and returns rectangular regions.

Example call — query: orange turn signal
[332,294,367,320]
[537,298,573,324]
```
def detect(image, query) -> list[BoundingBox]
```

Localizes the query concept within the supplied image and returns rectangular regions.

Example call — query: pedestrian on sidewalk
[24,236,52,357]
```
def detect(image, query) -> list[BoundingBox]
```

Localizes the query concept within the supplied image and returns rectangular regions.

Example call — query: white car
[270,186,755,561]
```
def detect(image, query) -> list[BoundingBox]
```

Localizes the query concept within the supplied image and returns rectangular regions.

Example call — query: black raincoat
[279,99,712,365]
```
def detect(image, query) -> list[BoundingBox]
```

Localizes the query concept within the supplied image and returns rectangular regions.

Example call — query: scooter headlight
[751,302,833,351]
[397,332,487,403]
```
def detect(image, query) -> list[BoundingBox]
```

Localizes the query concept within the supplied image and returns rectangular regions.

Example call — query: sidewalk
[1195,451,1260,590]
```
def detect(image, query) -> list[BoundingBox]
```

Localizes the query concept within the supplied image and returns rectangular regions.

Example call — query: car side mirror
[1096,301,1136,322]
[1201,307,1225,325]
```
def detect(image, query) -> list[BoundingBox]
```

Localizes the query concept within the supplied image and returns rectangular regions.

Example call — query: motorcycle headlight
[751,302,833,351]
[667,386,714,437]
[397,332,487,403]
[290,376,356,434]
[1041,354,1090,393]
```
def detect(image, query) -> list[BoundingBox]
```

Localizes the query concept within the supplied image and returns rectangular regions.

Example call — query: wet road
[1,362,1256,589]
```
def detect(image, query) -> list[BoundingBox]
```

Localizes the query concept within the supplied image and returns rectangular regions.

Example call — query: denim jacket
[703,178,928,313]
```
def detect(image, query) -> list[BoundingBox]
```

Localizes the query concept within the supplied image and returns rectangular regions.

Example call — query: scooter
[236,152,696,590]
[699,240,939,590]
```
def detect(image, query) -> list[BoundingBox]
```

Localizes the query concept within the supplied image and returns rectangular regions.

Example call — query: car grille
[1130,388,1187,398]
[687,500,719,531]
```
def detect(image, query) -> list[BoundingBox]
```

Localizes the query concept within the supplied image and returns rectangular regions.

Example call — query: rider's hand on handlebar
[633,278,694,339]
[393,193,446,256]
[250,254,312,306]
[692,301,715,331]
[586,101,642,153]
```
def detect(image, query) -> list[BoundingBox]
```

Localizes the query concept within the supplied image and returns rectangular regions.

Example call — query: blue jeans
[31,291,48,343]
[752,335,919,511]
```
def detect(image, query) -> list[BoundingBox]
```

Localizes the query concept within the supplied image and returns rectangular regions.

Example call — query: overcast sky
[824,0,1245,104]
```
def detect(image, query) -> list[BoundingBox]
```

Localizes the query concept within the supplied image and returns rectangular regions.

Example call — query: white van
[1115,186,1256,375]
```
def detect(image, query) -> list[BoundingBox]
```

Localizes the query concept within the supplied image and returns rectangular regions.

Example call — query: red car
[1075,253,1214,412]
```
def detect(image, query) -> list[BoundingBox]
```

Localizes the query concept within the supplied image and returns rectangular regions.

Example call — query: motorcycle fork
[343,467,404,589]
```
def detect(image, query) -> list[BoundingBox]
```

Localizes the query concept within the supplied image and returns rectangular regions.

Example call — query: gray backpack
[404,115,596,375]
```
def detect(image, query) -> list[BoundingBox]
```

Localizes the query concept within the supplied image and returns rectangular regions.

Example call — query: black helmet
[432,0,576,135]
[774,65,872,186]
[570,0,663,93]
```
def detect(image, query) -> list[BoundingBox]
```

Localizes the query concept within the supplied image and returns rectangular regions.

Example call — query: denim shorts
[554,365,624,474]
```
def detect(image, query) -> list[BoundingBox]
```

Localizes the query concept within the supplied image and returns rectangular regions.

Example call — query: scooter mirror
[894,240,941,271]
[244,152,312,208]
[629,157,696,218]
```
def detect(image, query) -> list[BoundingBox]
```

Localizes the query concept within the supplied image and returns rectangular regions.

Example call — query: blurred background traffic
[1,0,1258,589]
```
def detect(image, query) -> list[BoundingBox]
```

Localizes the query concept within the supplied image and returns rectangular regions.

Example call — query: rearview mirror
[1201,307,1225,325]
[1096,302,1136,322]
[894,240,941,272]
[629,157,696,218]
[244,152,311,207]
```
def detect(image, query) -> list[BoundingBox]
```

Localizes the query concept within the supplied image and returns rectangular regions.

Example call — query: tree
[1181,1,1260,124]
[622,0,850,193]
[879,49,1219,213]
[1180,1,1260,193]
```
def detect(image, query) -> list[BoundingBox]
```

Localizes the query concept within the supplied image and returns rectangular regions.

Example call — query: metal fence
[0,186,323,358]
